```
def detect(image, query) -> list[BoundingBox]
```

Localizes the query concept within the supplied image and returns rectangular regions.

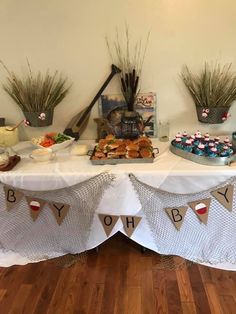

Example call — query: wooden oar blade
[64,108,90,140]
[63,64,121,140]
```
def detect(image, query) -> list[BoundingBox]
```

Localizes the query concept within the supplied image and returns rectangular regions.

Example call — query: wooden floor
[0,233,235,314]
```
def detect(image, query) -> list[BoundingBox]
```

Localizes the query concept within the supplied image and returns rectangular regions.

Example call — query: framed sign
[99,92,157,137]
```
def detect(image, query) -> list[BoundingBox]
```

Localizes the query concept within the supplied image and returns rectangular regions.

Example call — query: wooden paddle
[64,64,121,139]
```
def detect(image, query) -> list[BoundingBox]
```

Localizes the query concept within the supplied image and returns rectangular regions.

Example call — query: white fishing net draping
[129,173,236,264]
[0,172,114,261]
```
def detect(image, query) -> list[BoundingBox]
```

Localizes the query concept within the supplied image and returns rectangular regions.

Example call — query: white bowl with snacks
[31,133,74,152]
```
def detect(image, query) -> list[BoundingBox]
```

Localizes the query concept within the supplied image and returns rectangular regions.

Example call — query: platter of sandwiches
[90,134,158,165]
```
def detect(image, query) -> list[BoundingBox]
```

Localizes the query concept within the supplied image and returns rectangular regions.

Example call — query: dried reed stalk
[106,26,150,111]
[0,60,70,112]
[181,62,236,108]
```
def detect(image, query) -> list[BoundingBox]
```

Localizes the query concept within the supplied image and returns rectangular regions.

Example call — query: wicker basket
[23,109,54,127]
[196,107,230,124]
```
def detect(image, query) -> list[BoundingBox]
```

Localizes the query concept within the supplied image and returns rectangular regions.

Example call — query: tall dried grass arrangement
[106,26,150,111]
[0,60,70,112]
[181,62,236,108]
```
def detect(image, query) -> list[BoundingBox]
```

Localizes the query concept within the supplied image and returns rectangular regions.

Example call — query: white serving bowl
[31,135,75,152]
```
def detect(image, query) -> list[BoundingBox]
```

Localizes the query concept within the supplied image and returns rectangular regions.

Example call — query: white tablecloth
[1,140,236,269]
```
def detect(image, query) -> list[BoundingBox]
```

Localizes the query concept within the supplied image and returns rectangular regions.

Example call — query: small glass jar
[158,120,170,142]
[0,148,9,167]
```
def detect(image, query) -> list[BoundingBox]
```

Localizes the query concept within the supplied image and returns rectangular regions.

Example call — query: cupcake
[214,140,221,150]
[206,141,214,153]
[182,131,188,142]
[194,132,202,147]
[224,137,230,145]
[227,143,234,155]
[173,137,183,149]
[208,147,218,158]
[220,145,231,157]
[194,143,205,156]
[204,136,210,147]
[183,139,193,152]
[175,132,182,140]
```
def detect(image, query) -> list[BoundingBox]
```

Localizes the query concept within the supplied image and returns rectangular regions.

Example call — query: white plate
[31,136,75,152]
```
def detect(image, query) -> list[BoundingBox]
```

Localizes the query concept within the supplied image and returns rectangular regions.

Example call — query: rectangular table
[0,140,236,270]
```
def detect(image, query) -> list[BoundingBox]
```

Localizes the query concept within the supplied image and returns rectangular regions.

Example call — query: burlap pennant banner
[188,198,211,225]
[165,207,188,230]
[98,214,120,237]
[26,197,46,221]
[211,184,234,212]
[3,185,24,211]
[48,202,70,225]
[120,215,142,237]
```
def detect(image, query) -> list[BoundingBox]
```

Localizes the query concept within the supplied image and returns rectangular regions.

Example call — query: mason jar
[0,148,9,167]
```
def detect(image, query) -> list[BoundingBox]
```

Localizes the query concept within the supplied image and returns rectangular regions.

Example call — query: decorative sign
[188,198,211,225]
[120,215,142,237]
[3,186,24,211]
[48,202,70,225]
[26,197,46,221]
[211,184,234,211]
[165,207,188,230]
[98,214,120,237]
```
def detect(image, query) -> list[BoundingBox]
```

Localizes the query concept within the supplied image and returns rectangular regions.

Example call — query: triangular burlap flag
[98,214,120,237]
[165,207,188,230]
[3,185,24,211]
[120,216,142,237]
[188,198,211,225]
[211,184,234,212]
[26,197,46,221]
[48,202,70,225]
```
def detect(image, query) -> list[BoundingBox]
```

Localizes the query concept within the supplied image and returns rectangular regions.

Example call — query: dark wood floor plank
[125,286,141,314]
[127,250,141,287]
[210,268,236,297]
[46,267,74,314]
[205,283,224,314]
[165,269,183,314]
[87,284,105,314]
[0,266,31,312]
[100,253,120,314]
[198,265,213,283]
[31,262,61,314]
[140,256,156,314]
[175,263,195,303]
[8,284,32,314]
[21,262,55,314]
[219,295,236,314]
[181,302,197,314]
[153,269,168,313]
[188,264,211,314]
[63,264,87,314]
[0,289,6,302]
[114,251,129,314]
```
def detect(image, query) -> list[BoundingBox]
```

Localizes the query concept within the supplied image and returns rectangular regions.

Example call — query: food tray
[89,148,158,165]
[170,140,236,166]
[31,134,74,152]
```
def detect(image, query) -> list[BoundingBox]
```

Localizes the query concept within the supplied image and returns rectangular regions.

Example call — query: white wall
[0,0,236,140]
